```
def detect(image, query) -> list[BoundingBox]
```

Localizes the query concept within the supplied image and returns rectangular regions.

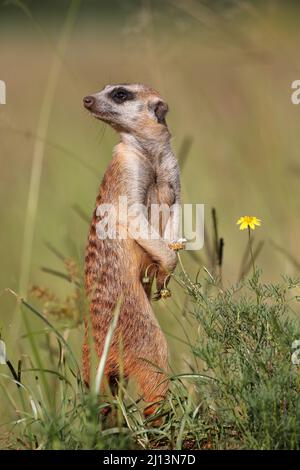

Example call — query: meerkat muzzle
[83,95,95,110]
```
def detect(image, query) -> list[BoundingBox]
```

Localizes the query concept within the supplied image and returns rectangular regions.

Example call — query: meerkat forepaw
[152,290,161,301]
[168,238,187,252]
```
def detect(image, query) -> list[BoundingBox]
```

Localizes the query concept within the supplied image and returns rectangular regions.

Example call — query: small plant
[175,267,300,449]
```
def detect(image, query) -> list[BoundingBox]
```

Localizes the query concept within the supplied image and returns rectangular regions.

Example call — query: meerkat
[83,83,181,417]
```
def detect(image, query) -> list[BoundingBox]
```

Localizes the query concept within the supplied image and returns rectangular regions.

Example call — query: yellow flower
[237,216,261,231]
[169,238,187,252]
[160,288,171,299]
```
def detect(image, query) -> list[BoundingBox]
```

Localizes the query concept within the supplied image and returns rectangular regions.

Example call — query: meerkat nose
[83,95,95,109]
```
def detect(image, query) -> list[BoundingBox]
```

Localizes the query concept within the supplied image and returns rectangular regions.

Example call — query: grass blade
[94,296,122,395]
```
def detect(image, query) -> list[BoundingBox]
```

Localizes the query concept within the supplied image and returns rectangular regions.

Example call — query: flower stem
[248,227,255,275]
[177,251,189,282]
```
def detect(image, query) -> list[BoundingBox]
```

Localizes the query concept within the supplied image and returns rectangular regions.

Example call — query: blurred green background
[1,0,300,425]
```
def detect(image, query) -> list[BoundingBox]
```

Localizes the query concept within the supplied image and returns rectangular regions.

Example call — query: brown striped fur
[83,84,181,417]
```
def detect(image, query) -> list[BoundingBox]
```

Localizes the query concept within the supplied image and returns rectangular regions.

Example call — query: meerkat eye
[110,87,135,104]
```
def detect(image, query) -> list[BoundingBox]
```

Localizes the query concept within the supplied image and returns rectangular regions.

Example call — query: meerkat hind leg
[138,364,169,424]
[99,370,129,418]
[129,347,168,422]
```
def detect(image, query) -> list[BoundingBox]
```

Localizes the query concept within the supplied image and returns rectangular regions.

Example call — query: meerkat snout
[83,95,95,109]
[83,83,169,136]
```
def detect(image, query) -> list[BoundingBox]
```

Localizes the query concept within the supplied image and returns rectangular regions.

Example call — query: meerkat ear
[150,100,169,125]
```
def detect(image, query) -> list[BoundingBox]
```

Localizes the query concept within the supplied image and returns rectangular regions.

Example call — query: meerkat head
[83,83,170,141]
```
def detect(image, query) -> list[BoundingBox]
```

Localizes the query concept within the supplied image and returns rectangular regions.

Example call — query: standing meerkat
[83,83,181,417]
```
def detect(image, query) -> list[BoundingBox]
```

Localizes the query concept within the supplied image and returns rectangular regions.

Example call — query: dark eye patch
[109,87,135,104]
